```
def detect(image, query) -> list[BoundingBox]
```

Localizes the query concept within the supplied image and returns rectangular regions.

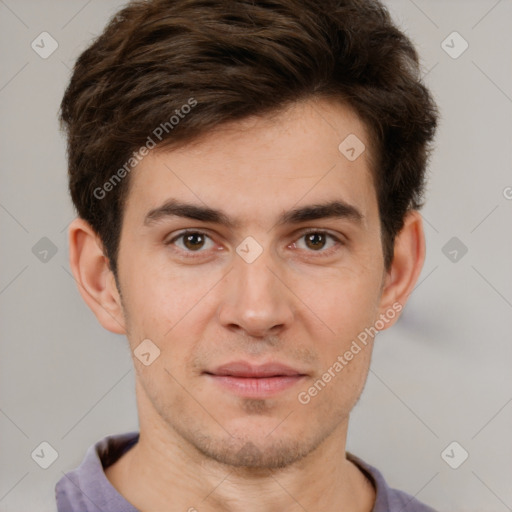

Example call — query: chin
[173,415,330,470]
[196,436,314,469]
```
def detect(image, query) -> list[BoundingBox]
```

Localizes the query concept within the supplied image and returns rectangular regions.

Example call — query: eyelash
[166,229,344,259]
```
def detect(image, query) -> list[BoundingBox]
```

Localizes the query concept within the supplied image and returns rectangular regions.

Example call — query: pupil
[184,233,204,250]
[306,233,325,250]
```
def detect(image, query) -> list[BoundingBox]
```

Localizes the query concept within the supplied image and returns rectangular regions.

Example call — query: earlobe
[377,210,425,329]
[68,218,126,334]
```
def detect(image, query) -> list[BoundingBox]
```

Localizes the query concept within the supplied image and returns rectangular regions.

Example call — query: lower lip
[206,374,305,398]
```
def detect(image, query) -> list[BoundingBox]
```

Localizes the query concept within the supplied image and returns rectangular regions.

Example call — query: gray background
[1,0,511,511]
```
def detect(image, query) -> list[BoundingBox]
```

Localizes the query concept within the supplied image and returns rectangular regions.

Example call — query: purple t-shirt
[55,431,437,512]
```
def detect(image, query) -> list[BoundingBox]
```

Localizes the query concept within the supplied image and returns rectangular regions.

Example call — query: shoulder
[55,431,140,512]
[347,452,438,512]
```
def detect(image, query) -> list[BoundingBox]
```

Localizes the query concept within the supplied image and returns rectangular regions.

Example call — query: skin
[69,98,425,512]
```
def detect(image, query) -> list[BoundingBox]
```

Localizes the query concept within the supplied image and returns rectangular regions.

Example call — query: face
[115,99,390,469]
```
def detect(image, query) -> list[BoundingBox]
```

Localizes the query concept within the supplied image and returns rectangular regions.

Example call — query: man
[55,0,438,510]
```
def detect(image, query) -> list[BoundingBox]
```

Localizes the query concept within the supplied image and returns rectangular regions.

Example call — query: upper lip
[206,361,307,378]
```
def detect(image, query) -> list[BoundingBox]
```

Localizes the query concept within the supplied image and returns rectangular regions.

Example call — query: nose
[217,249,295,338]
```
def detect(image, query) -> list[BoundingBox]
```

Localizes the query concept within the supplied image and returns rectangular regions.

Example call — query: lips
[204,361,307,398]
[207,361,306,378]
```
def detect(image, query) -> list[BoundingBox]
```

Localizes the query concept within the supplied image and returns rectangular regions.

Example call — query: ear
[377,210,425,329]
[68,217,126,334]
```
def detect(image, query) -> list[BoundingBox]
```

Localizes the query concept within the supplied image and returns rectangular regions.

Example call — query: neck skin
[105,381,376,512]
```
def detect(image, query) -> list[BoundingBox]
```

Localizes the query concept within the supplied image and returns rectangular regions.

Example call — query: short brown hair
[60,0,438,277]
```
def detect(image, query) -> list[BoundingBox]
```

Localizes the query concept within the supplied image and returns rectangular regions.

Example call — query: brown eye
[169,231,215,253]
[183,233,206,251]
[304,232,327,250]
[293,231,341,255]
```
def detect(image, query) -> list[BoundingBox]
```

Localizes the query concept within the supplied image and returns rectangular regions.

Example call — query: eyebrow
[143,198,364,229]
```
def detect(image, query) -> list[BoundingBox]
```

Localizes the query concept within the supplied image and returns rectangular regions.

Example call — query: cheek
[120,253,224,341]
[296,340,373,418]
[290,264,382,338]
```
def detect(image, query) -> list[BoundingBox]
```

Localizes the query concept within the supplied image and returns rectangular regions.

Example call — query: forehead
[123,98,379,231]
